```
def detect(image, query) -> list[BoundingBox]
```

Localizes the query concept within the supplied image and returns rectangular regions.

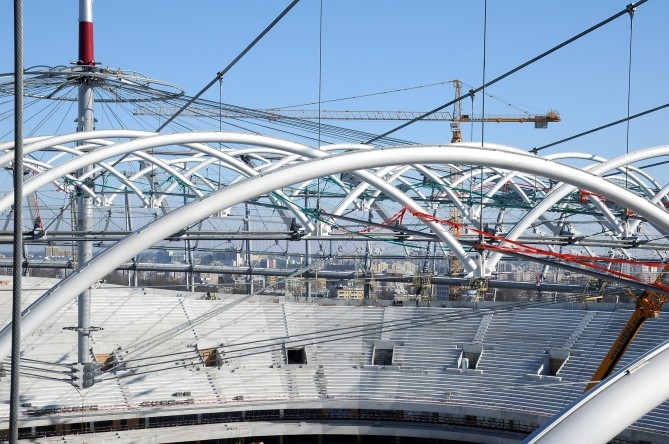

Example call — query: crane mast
[447,81,464,300]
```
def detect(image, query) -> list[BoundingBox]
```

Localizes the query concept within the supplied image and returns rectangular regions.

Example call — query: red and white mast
[76,0,95,375]
[78,0,95,66]
[77,0,95,133]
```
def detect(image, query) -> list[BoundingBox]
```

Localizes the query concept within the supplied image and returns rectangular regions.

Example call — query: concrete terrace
[0,276,668,443]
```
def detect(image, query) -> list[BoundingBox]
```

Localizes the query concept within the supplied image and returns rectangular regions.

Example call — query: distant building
[156,250,172,264]
[45,246,72,259]
[214,247,242,266]
[198,272,219,285]
[333,286,364,299]
[258,258,277,268]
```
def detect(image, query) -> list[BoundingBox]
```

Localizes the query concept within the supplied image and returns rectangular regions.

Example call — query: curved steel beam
[4,145,669,362]
[0,132,322,231]
[0,129,156,166]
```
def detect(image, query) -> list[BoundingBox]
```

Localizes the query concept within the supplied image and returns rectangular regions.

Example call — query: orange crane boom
[584,263,669,392]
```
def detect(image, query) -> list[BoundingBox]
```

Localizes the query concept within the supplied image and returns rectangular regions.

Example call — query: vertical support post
[304,195,311,300]
[76,0,95,366]
[244,202,253,295]
[21,244,28,277]
[10,0,24,442]
[124,190,137,286]
[187,239,194,292]
[363,210,372,301]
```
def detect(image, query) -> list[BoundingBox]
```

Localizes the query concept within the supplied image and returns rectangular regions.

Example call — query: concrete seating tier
[2,278,669,438]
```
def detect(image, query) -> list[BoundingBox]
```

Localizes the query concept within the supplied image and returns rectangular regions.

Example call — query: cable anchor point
[626,3,636,17]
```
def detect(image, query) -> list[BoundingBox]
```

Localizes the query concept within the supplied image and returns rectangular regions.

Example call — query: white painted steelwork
[522,339,669,443]
[2,130,669,274]
[3,144,669,363]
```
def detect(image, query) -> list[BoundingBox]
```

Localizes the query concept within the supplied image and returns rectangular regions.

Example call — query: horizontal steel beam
[9,232,666,251]
[0,259,588,293]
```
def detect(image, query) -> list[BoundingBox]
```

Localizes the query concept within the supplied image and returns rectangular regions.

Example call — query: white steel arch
[6,132,669,278]
[4,144,669,363]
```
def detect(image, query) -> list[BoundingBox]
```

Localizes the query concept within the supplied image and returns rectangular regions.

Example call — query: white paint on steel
[5,130,669,276]
[3,145,669,363]
[79,0,93,22]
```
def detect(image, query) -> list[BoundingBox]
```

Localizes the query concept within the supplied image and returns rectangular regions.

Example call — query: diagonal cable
[157,0,301,132]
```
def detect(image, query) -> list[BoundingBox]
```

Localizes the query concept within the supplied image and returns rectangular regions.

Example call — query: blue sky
[1,1,668,160]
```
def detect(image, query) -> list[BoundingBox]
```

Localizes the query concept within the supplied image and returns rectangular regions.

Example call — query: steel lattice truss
[1,130,669,281]
[2,130,669,358]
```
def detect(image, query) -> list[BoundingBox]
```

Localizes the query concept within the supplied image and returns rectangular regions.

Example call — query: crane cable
[478,0,488,272]
[531,101,669,155]
[624,5,635,210]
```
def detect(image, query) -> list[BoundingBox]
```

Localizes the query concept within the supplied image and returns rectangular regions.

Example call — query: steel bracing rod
[6,134,669,276]
[3,135,283,211]
[156,0,300,132]
[329,148,634,262]
[317,210,440,239]
[0,131,321,230]
[4,145,669,362]
[9,160,83,196]
[0,130,153,164]
[10,0,23,440]
[2,133,355,233]
[5,132,669,262]
[366,0,649,144]
[144,145,646,248]
[5,144,669,274]
[47,139,210,206]
[543,152,661,237]
[522,338,669,444]
[549,152,660,199]
[325,143,532,266]
[105,137,323,230]
[1,135,193,206]
[11,234,664,249]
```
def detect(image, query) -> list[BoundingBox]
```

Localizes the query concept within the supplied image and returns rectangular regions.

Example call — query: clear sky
[1,1,668,161]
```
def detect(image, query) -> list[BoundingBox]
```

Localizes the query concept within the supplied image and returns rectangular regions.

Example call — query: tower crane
[444,81,561,299]
[134,105,560,126]
[136,84,560,301]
